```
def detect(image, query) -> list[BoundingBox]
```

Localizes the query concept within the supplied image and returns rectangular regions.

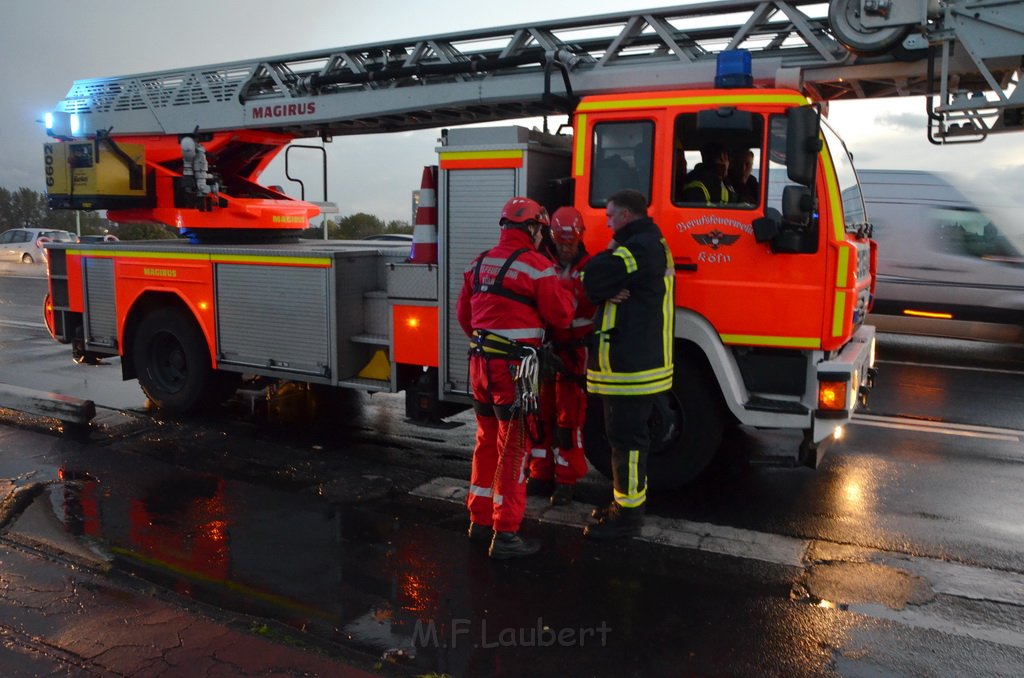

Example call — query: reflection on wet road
[52,444,845,677]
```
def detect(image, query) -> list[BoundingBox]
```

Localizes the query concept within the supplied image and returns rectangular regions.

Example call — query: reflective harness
[468,247,543,447]
[682,178,730,205]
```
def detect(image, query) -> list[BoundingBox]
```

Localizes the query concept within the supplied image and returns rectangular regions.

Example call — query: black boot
[467,522,494,542]
[583,504,644,540]
[549,483,574,506]
[590,501,616,521]
[488,531,541,559]
[526,477,555,497]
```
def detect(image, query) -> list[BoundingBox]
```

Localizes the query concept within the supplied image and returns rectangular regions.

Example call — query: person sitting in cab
[680,141,736,206]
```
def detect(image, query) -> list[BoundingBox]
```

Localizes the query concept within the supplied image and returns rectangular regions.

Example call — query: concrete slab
[0,382,95,424]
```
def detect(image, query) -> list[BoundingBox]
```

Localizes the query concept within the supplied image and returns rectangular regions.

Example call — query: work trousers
[466,354,531,533]
[602,393,655,509]
[530,349,589,485]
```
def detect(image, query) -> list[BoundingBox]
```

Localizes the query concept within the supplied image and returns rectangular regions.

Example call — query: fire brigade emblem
[692,229,739,250]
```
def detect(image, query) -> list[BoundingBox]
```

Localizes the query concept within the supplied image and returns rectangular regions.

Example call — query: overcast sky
[2,0,1021,224]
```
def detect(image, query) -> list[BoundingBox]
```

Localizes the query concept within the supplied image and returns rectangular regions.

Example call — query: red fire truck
[39,1,1024,487]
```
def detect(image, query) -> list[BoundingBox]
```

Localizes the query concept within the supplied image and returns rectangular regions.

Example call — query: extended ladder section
[48,0,1024,144]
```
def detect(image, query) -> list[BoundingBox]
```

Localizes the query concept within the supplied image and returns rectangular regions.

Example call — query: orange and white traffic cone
[410,165,438,264]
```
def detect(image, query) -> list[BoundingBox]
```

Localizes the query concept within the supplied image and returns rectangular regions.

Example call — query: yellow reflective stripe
[589,383,675,399]
[67,249,207,260]
[720,334,821,349]
[819,142,845,243]
[613,247,637,273]
[614,452,647,509]
[438,150,524,161]
[629,449,639,498]
[586,376,673,396]
[578,93,808,112]
[598,304,616,372]
[65,249,332,266]
[575,113,588,177]
[212,254,332,266]
[587,365,674,384]
[832,291,847,338]
[682,180,711,203]
[661,239,675,367]
[614,492,646,508]
[835,246,850,288]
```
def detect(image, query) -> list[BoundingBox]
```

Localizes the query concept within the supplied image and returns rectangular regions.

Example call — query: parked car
[861,170,1024,343]
[360,233,414,242]
[78,234,119,243]
[0,228,78,263]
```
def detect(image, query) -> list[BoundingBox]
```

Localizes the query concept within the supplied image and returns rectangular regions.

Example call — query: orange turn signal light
[818,381,848,411]
[902,308,953,320]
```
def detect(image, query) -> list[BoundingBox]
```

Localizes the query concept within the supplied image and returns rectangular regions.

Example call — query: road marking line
[877,359,1024,376]
[851,413,1022,442]
[0,320,46,330]
[412,477,807,567]
[412,477,1024,612]
[847,603,1024,650]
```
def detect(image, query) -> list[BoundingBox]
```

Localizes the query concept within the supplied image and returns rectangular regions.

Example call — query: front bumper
[810,324,877,445]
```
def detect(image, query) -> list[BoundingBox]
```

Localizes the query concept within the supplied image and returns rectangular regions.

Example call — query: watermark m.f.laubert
[413,617,612,649]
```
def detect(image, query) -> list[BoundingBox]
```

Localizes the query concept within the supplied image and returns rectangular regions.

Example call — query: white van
[861,170,1024,344]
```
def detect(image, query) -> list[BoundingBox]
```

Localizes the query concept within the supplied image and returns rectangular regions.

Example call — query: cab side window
[589,121,654,207]
[672,111,764,208]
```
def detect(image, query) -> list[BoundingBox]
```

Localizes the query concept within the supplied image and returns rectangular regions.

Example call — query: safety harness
[468,246,544,453]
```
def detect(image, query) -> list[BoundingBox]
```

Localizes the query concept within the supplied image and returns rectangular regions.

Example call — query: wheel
[828,0,911,56]
[584,361,725,490]
[132,307,218,414]
[21,253,34,264]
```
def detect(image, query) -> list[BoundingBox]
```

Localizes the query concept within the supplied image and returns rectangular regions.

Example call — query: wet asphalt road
[2,269,1024,676]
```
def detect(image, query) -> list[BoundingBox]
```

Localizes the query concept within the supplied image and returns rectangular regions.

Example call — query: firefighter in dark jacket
[457,197,576,559]
[581,189,675,540]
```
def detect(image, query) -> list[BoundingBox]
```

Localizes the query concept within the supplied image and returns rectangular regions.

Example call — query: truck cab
[569,89,876,485]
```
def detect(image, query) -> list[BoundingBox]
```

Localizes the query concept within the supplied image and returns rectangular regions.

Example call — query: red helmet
[550,206,585,245]
[500,197,549,227]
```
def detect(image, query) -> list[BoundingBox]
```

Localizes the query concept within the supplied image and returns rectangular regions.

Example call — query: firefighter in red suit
[457,197,576,559]
[528,207,595,506]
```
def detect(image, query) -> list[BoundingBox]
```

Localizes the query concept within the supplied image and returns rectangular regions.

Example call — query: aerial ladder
[43,0,1023,234]
[39,0,1024,486]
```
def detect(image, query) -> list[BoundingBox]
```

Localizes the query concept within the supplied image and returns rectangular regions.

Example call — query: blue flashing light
[44,112,54,130]
[715,49,753,88]
[69,114,81,136]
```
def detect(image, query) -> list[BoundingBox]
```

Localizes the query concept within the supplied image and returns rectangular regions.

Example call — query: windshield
[42,231,76,242]
[820,119,867,233]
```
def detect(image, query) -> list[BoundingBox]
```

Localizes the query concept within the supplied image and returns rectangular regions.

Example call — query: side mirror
[753,208,782,243]
[782,185,814,226]
[786,105,822,187]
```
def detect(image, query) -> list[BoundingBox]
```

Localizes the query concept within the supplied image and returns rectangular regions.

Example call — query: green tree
[332,212,386,239]
[116,222,179,240]
[0,188,48,230]
[385,219,413,234]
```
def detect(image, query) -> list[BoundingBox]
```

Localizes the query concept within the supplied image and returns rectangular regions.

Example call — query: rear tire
[132,307,221,414]
[584,360,725,490]
[21,253,34,264]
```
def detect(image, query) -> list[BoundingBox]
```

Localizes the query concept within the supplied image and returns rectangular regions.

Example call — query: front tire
[584,361,725,490]
[132,307,217,414]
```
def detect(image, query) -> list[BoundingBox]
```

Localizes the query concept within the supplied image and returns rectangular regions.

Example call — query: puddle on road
[40,447,845,677]
[792,561,935,611]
